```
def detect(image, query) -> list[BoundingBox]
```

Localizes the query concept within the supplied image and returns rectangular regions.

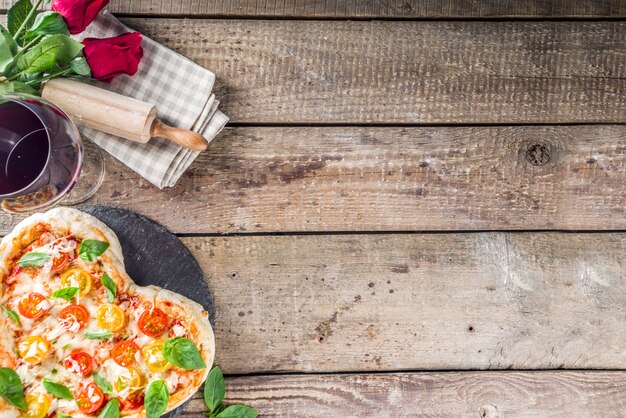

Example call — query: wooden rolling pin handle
[151,119,208,151]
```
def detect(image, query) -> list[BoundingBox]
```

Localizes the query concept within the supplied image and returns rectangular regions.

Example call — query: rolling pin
[41,78,208,151]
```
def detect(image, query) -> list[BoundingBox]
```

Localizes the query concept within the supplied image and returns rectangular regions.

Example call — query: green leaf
[0,25,18,74]
[79,240,110,262]
[85,328,113,340]
[17,251,50,267]
[0,368,26,410]
[58,414,72,418]
[17,34,83,74]
[7,0,33,37]
[163,337,206,370]
[93,373,113,395]
[98,399,120,418]
[43,378,73,400]
[51,287,79,301]
[204,366,225,413]
[2,305,19,326]
[145,380,169,418]
[23,11,68,39]
[0,81,38,95]
[215,405,259,418]
[101,273,116,303]
[70,56,91,76]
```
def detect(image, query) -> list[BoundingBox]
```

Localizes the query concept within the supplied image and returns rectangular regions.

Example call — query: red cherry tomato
[17,293,48,319]
[111,340,140,367]
[64,352,93,376]
[59,304,90,331]
[120,392,144,411]
[75,382,104,414]
[50,252,70,272]
[138,308,168,337]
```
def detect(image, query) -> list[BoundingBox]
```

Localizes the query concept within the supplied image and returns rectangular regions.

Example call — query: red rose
[51,0,110,35]
[83,32,143,82]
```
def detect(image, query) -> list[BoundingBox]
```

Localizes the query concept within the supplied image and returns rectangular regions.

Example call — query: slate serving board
[79,205,214,418]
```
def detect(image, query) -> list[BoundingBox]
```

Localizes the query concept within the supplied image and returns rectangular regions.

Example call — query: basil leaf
[2,305,19,325]
[85,328,113,340]
[7,0,33,37]
[79,240,110,262]
[204,366,225,413]
[43,378,73,400]
[58,414,72,418]
[101,273,116,303]
[17,34,83,74]
[70,56,91,77]
[23,11,68,39]
[0,25,17,74]
[93,373,113,395]
[215,405,259,418]
[0,368,26,410]
[0,81,38,95]
[98,399,120,418]
[163,337,206,370]
[145,380,169,418]
[51,287,79,301]
[18,251,50,267]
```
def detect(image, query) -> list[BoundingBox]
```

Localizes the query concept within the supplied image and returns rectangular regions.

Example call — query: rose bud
[51,0,110,34]
[83,32,144,82]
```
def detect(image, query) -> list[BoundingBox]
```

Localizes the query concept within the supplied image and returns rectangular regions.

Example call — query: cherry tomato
[111,340,140,367]
[141,340,171,372]
[50,252,70,272]
[138,308,168,337]
[114,366,142,391]
[59,304,90,331]
[75,382,104,414]
[24,392,51,418]
[64,351,94,376]
[60,268,92,296]
[120,391,144,411]
[96,303,126,332]
[18,336,50,365]
[17,293,49,320]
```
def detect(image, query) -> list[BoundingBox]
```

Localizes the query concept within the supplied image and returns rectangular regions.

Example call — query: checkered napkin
[77,10,228,188]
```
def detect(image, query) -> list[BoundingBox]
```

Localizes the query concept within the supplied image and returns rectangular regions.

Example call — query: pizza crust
[0,208,215,417]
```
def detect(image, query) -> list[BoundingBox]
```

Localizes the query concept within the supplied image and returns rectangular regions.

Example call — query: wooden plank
[68,0,626,18]
[1,125,624,234]
[179,371,626,417]
[4,0,626,17]
[181,233,626,373]
[119,19,626,124]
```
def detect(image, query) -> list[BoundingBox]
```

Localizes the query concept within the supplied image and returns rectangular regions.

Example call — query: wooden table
[3,1,626,416]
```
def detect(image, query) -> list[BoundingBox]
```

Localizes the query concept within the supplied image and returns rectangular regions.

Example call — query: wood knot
[525,143,550,166]
[479,404,499,418]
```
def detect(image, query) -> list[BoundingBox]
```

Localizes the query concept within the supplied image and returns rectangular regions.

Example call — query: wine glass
[0,93,105,213]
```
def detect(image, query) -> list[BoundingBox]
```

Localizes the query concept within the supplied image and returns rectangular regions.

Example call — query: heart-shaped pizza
[0,208,215,417]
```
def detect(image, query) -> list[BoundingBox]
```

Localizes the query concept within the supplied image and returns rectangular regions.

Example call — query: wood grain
[120,18,626,124]
[181,233,626,373]
[75,0,626,18]
[179,371,626,417]
[2,125,623,234]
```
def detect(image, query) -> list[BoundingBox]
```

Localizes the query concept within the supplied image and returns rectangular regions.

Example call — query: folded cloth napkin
[78,10,229,188]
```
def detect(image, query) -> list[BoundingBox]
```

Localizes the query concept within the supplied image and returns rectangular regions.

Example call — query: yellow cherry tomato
[18,336,49,365]
[96,303,125,332]
[114,366,143,391]
[60,268,92,296]
[141,341,171,372]
[23,393,50,418]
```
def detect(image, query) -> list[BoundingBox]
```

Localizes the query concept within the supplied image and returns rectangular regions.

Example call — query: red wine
[0,101,50,195]
[0,97,82,212]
